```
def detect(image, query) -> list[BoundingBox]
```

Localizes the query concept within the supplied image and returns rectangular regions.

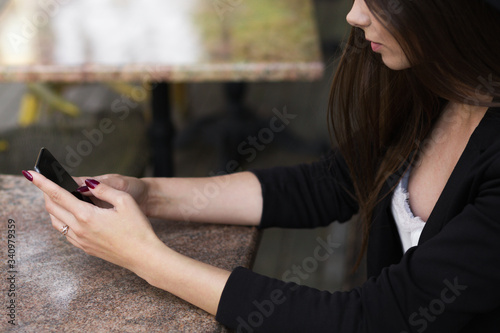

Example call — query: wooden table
[0,0,323,176]
[0,175,260,332]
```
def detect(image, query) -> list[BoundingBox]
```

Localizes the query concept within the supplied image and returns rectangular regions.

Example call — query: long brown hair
[328,0,500,268]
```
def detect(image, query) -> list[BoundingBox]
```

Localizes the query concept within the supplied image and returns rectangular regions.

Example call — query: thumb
[84,179,135,209]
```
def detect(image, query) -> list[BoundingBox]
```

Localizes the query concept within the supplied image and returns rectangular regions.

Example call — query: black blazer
[216,107,500,332]
[367,106,500,331]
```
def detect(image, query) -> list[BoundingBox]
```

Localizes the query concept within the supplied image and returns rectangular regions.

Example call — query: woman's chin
[381,56,411,71]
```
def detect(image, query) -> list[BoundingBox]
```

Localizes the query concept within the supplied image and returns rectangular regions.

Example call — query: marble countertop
[0,0,323,82]
[0,175,260,332]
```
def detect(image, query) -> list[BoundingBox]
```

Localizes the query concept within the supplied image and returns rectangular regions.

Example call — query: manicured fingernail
[76,185,90,193]
[85,179,100,189]
[22,170,33,182]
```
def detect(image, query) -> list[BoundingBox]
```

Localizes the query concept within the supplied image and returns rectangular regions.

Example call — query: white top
[391,168,426,253]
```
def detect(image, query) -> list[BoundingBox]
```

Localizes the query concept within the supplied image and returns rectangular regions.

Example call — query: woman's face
[346,0,410,70]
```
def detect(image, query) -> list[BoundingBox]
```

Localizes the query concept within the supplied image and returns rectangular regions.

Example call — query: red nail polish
[76,185,90,193]
[22,170,33,182]
[85,179,100,189]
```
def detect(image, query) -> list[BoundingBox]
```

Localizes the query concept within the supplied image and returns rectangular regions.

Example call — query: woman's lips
[371,41,382,52]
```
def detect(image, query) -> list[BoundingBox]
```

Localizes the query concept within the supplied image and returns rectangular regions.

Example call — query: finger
[28,170,89,216]
[73,176,95,197]
[75,174,125,189]
[74,174,115,185]
[50,214,85,250]
[75,184,92,197]
[73,186,112,209]
[49,213,74,238]
[74,174,126,198]
[73,176,91,186]
[84,178,136,210]
[44,193,77,228]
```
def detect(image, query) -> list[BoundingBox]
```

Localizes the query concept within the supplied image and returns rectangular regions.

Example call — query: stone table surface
[0,0,323,82]
[0,175,260,332]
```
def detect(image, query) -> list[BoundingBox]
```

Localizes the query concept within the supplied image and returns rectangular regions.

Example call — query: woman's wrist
[130,237,174,286]
[139,177,166,218]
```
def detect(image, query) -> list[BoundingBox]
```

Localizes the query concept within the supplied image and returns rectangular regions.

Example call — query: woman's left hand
[26,170,164,274]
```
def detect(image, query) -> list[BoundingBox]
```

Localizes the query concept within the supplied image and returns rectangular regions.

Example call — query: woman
[23,0,500,331]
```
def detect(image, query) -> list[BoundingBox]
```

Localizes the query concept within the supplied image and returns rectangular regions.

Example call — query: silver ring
[61,225,69,236]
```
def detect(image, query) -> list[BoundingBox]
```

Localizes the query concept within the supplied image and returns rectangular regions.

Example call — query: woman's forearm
[141,171,263,226]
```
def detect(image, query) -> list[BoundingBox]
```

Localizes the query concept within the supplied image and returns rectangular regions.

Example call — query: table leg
[150,82,174,177]
[224,81,246,115]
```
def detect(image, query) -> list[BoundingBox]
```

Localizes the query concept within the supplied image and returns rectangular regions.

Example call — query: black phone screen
[34,147,94,204]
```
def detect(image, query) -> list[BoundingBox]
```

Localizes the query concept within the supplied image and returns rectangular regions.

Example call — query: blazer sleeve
[251,149,359,229]
[215,156,500,332]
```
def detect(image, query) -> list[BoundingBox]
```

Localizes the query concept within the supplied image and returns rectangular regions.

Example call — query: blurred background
[0,0,365,292]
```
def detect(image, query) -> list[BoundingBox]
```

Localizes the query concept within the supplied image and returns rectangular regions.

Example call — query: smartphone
[34,147,94,204]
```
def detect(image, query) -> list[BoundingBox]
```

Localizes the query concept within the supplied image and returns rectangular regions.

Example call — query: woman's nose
[346,0,371,28]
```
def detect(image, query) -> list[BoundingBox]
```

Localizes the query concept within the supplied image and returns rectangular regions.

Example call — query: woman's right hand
[73,174,151,215]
